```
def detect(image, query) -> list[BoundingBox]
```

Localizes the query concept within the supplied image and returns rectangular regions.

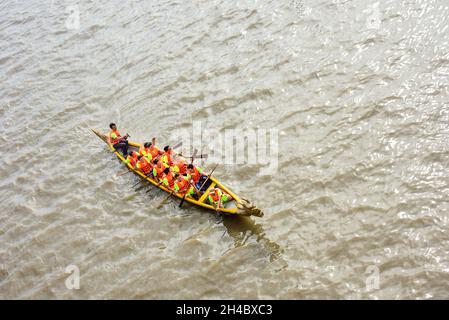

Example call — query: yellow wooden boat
[92,129,263,217]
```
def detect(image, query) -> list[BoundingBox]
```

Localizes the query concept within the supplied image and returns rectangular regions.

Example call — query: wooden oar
[172,141,182,149]
[198,164,219,192]
[178,180,193,208]
[131,179,145,189]
[146,179,164,194]
[177,178,202,208]
[177,148,198,163]
[117,169,132,177]
[178,153,208,160]
[156,188,177,209]
[134,174,157,191]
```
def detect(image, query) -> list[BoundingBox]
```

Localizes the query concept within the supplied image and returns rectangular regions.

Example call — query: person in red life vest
[161,168,176,189]
[174,174,193,195]
[125,151,139,169]
[161,145,173,166]
[152,159,165,180]
[187,164,207,190]
[139,142,151,159]
[149,137,163,159]
[208,188,230,209]
[136,155,152,175]
[174,174,200,198]
[172,158,187,175]
[108,123,129,156]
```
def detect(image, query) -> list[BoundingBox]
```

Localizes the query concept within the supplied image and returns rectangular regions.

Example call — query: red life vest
[161,151,173,166]
[153,166,164,178]
[163,172,175,188]
[138,158,152,174]
[176,161,187,175]
[139,146,150,157]
[210,189,221,202]
[108,129,121,145]
[150,146,160,158]
[126,155,137,168]
[176,177,188,190]
[191,167,201,184]
[157,161,168,170]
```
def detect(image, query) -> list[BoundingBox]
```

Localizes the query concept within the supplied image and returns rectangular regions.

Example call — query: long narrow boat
[92,129,263,217]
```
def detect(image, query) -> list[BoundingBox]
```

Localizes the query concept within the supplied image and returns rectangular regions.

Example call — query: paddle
[131,179,145,189]
[134,173,156,191]
[146,179,164,194]
[178,180,194,208]
[177,177,203,208]
[172,141,182,150]
[117,169,132,177]
[197,164,219,193]
[179,153,208,161]
[156,188,177,209]
[190,149,198,163]
[148,137,181,149]
[178,152,207,160]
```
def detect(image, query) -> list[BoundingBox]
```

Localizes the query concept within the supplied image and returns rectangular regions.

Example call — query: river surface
[1,0,449,299]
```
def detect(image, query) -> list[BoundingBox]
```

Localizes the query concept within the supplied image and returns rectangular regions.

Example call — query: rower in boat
[108,123,129,156]
[161,168,176,189]
[149,137,163,159]
[152,160,163,179]
[207,188,230,209]
[174,174,200,199]
[139,142,152,161]
[136,155,152,175]
[152,159,168,180]
[172,157,187,175]
[161,145,173,166]
[125,151,139,168]
[187,164,208,191]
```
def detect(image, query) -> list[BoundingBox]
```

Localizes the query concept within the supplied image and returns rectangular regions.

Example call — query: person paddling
[174,174,201,199]
[174,174,196,197]
[149,137,163,159]
[161,145,173,166]
[187,164,207,190]
[161,168,176,189]
[136,155,152,175]
[139,142,151,159]
[172,157,187,175]
[125,151,139,169]
[108,123,129,156]
[152,159,165,180]
[208,188,230,209]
